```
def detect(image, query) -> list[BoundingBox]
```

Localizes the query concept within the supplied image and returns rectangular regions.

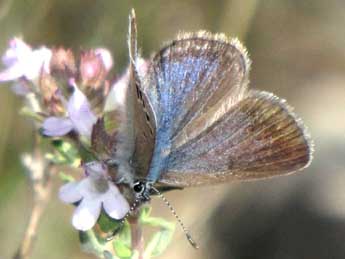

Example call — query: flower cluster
[59,161,129,230]
[0,38,131,231]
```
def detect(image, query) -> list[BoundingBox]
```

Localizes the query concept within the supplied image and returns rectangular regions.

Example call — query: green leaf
[113,239,132,258]
[140,215,175,231]
[103,110,119,135]
[103,250,118,259]
[45,152,67,164]
[117,221,131,247]
[19,106,43,122]
[58,172,75,182]
[79,230,105,256]
[109,220,132,259]
[78,141,97,162]
[137,206,175,258]
[139,206,152,220]
[144,228,175,258]
[51,140,81,166]
[98,211,122,233]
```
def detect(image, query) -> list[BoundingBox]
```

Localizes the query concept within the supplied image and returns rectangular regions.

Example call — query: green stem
[128,214,145,259]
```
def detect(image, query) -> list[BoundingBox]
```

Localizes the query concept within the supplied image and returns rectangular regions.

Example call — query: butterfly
[107,9,313,243]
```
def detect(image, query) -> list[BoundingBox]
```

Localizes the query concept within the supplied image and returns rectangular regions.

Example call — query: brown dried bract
[50,47,77,78]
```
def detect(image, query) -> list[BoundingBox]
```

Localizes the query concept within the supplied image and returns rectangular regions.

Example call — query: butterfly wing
[161,90,313,187]
[141,33,312,187]
[129,11,156,179]
[141,32,251,182]
[114,10,156,181]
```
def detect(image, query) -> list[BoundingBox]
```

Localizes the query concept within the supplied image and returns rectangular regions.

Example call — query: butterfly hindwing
[158,90,312,187]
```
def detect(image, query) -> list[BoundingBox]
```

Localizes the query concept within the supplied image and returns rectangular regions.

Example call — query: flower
[59,161,130,231]
[42,82,97,138]
[79,48,113,88]
[94,48,113,72]
[0,38,52,82]
[50,47,76,77]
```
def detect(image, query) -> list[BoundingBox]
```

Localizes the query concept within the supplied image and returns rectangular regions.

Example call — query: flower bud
[39,71,64,115]
[79,49,110,89]
[50,47,76,78]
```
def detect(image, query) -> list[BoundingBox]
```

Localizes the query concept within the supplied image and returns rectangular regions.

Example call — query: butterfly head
[132,180,152,202]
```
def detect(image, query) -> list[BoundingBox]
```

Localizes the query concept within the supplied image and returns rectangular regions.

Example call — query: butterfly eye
[133,181,145,194]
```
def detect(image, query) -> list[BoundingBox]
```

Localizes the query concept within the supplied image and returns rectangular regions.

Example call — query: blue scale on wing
[147,57,217,181]
[142,34,250,183]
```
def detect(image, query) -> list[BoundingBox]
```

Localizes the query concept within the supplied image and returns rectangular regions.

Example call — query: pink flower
[59,161,130,231]
[94,48,113,71]
[0,38,52,82]
[42,84,97,138]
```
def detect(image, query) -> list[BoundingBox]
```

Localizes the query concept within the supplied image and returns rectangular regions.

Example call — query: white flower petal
[84,161,106,178]
[95,48,113,71]
[72,198,102,231]
[76,177,95,198]
[0,64,25,81]
[59,182,82,204]
[76,176,109,200]
[42,117,74,136]
[23,47,52,80]
[2,38,32,67]
[103,184,129,219]
[67,87,96,137]
[0,39,52,81]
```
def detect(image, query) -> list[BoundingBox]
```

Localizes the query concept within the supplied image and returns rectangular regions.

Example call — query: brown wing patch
[159,90,313,187]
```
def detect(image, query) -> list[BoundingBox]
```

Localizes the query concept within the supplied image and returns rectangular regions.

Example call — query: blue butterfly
[109,10,313,240]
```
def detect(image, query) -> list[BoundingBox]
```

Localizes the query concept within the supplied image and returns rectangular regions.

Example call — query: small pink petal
[103,185,130,219]
[67,87,96,137]
[95,48,113,71]
[42,117,74,136]
[72,198,102,231]
[59,182,83,204]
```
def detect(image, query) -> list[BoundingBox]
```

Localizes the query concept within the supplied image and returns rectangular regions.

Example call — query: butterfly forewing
[158,90,312,187]
[127,10,156,179]
[142,33,250,182]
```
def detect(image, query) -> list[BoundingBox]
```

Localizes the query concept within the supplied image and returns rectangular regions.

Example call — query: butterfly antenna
[151,186,199,249]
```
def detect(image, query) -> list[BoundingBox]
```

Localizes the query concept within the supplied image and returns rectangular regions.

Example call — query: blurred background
[0,0,344,258]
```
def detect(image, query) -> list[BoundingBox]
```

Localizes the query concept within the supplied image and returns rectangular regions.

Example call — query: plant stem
[13,150,55,259]
[129,214,145,259]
